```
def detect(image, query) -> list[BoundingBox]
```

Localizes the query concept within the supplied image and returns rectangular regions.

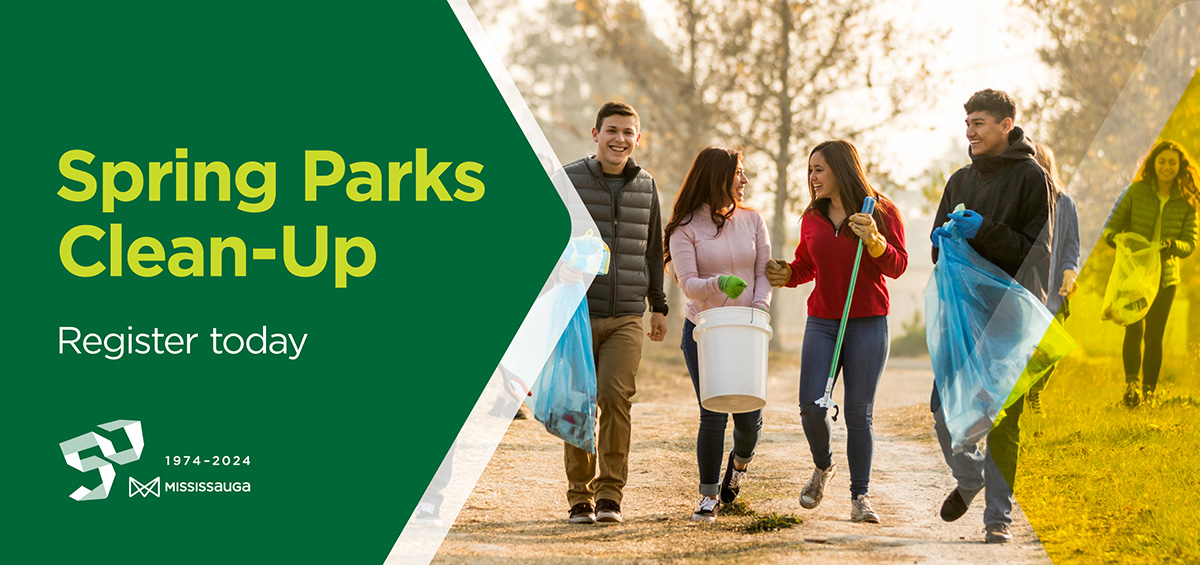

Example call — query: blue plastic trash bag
[1101,232,1160,326]
[526,295,598,453]
[926,227,1074,453]
[512,231,607,451]
[562,230,610,276]
[500,231,609,384]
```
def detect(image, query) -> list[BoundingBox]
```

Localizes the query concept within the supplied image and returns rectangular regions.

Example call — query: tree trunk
[769,0,793,352]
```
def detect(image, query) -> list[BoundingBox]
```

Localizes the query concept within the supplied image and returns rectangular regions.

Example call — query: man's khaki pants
[565,315,643,506]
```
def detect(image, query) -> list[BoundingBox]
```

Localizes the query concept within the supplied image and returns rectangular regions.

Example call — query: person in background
[766,139,908,524]
[665,147,771,523]
[1026,142,1080,414]
[1101,139,1199,407]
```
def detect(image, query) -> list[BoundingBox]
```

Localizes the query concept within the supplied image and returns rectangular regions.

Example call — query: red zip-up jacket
[784,202,908,319]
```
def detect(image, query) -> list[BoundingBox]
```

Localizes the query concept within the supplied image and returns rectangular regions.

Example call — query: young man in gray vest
[560,101,668,524]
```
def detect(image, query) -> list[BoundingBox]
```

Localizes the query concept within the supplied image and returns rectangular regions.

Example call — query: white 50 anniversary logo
[58,420,144,501]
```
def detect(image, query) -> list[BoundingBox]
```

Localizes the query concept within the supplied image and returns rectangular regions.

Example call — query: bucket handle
[714,299,765,325]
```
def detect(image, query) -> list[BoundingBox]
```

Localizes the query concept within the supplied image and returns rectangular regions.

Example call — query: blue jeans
[682,319,761,497]
[932,399,1021,527]
[798,316,888,497]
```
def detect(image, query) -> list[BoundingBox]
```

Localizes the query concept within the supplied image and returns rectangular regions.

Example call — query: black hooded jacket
[930,126,1054,302]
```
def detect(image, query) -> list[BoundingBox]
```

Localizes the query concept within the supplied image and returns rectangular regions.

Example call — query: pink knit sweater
[668,205,772,324]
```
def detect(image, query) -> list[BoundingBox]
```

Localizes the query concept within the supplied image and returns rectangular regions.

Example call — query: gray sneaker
[985,523,1013,543]
[850,494,879,523]
[799,464,835,509]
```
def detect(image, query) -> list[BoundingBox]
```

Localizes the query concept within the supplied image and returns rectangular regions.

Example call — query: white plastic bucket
[694,306,773,413]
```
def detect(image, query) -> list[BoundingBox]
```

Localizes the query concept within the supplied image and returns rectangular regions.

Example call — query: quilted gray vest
[565,157,658,317]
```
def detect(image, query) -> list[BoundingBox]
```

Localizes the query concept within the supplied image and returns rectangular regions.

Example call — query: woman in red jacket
[766,139,908,523]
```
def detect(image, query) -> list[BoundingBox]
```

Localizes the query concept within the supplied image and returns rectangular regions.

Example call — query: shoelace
[728,468,747,489]
[804,467,827,493]
[697,497,719,513]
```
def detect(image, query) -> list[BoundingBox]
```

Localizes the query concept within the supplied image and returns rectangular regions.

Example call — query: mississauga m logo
[129,476,160,497]
[58,420,144,501]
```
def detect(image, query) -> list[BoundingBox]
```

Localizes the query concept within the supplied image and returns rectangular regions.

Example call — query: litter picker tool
[815,197,876,421]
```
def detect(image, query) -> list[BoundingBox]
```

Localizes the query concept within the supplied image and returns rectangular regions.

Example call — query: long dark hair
[805,139,900,239]
[664,146,742,266]
[1135,140,1200,210]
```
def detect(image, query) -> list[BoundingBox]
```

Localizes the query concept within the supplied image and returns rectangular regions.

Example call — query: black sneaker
[595,498,623,523]
[569,502,596,524]
[1123,382,1141,408]
[1142,388,1158,406]
[720,451,747,504]
[985,523,1013,543]
[940,488,969,522]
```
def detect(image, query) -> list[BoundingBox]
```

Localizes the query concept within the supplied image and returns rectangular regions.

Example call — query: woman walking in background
[766,140,907,523]
[665,147,772,523]
[1102,140,1199,407]
[1026,142,1080,414]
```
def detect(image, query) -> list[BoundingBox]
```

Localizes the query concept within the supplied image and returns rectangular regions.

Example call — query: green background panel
[1,2,568,564]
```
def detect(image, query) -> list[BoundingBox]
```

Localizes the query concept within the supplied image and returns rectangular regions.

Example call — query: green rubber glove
[717,275,747,299]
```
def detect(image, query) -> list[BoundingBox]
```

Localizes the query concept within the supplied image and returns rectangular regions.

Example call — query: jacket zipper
[610,175,624,318]
[587,161,622,318]
[823,212,841,237]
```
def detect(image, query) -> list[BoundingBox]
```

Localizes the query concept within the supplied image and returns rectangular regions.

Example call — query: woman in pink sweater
[665,147,772,522]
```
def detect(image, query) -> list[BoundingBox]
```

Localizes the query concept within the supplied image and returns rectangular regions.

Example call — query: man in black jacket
[929,89,1054,544]
[560,101,668,524]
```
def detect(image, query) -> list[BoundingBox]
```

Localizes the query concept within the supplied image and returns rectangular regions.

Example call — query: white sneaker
[799,464,835,509]
[691,496,719,523]
[413,502,444,528]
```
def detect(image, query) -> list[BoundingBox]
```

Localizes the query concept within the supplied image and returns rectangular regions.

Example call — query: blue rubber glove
[717,275,747,299]
[930,226,953,248]
[947,209,983,240]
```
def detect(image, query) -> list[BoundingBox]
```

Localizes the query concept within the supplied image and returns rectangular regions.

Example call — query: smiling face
[592,115,640,174]
[729,157,748,205]
[809,151,837,202]
[965,111,1012,157]
[1155,149,1181,186]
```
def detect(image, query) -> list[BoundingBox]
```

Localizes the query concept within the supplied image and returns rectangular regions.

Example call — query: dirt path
[434,350,1052,564]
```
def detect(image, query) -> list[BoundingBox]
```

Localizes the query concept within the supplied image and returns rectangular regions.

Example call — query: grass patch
[744,513,802,534]
[720,500,756,517]
[1017,353,1200,564]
